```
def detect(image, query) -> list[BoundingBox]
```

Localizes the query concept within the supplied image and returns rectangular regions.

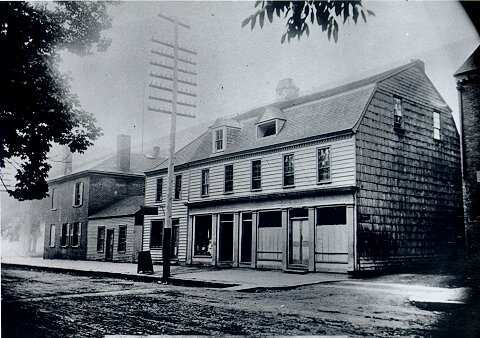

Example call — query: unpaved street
[2,266,452,337]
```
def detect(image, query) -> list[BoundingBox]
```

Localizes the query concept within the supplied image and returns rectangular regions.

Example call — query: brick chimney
[117,134,131,172]
[63,145,72,175]
[152,146,160,158]
[276,78,299,101]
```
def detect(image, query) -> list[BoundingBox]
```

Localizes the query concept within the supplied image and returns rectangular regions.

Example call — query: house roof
[256,106,287,124]
[146,60,425,174]
[454,45,480,76]
[88,195,145,219]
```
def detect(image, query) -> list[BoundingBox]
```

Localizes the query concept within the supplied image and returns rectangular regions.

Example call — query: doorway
[289,218,309,266]
[218,214,234,262]
[105,229,114,261]
[240,213,252,263]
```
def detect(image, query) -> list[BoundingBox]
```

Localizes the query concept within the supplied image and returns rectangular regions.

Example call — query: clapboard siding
[355,67,463,271]
[87,216,137,262]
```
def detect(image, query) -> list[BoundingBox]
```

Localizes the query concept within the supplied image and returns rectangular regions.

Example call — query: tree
[242,1,374,43]
[0,2,112,201]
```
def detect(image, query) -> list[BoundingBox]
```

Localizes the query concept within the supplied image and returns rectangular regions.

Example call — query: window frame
[60,223,69,247]
[97,226,105,252]
[316,206,347,226]
[256,120,277,139]
[317,147,331,184]
[283,153,295,188]
[70,222,81,247]
[156,177,163,202]
[214,127,225,152]
[118,225,127,252]
[49,224,56,247]
[51,188,57,210]
[174,175,182,200]
[73,182,84,207]
[150,220,164,249]
[433,111,441,140]
[224,164,234,194]
[201,169,210,196]
[251,159,262,191]
[193,215,212,257]
[393,96,403,129]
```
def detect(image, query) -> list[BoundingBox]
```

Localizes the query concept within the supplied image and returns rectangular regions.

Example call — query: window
[317,148,331,183]
[70,222,81,247]
[97,227,105,252]
[194,215,212,256]
[258,211,282,228]
[118,225,127,252]
[73,182,83,206]
[251,160,262,190]
[49,225,56,247]
[393,97,403,129]
[224,164,234,193]
[433,111,441,140]
[156,178,163,202]
[174,175,182,200]
[201,169,209,196]
[214,128,224,151]
[283,154,294,187]
[257,120,277,138]
[60,223,69,247]
[316,206,347,225]
[150,220,164,248]
[51,188,57,210]
[172,219,180,258]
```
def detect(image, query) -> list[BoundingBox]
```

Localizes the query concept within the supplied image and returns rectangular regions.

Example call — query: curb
[409,298,466,311]
[1,263,236,289]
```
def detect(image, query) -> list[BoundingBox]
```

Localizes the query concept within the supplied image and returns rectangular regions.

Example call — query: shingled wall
[355,65,463,271]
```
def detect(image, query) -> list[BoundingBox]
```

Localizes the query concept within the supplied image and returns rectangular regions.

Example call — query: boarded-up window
[258,211,282,228]
[174,175,182,200]
[60,223,69,246]
[118,225,127,252]
[283,154,294,187]
[49,225,56,247]
[316,206,346,225]
[70,222,81,247]
[97,227,105,252]
[150,220,164,248]
[156,178,163,202]
[224,164,234,193]
[194,215,212,256]
[251,160,262,190]
[317,148,331,182]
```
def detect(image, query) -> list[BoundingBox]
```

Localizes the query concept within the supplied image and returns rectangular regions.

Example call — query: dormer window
[214,128,224,152]
[257,120,277,138]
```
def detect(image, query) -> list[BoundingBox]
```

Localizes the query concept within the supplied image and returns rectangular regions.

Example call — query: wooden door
[289,219,309,266]
[105,229,114,261]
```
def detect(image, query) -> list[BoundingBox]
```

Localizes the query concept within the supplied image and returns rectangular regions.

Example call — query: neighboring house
[143,60,462,273]
[43,135,164,260]
[455,45,480,255]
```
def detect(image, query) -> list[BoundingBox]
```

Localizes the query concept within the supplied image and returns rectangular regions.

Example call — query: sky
[57,0,479,160]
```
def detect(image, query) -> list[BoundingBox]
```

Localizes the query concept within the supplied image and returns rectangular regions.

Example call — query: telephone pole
[148,13,196,278]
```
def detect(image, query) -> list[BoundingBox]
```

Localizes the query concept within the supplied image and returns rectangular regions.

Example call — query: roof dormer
[255,106,286,139]
[211,117,241,153]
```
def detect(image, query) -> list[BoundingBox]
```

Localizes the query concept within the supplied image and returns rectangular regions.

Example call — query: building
[43,135,164,260]
[143,60,462,273]
[455,45,480,255]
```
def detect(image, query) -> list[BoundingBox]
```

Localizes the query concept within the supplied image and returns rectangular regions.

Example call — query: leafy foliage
[0,2,112,200]
[242,1,374,43]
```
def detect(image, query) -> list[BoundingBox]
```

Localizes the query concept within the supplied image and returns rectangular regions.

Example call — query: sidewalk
[1,256,348,291]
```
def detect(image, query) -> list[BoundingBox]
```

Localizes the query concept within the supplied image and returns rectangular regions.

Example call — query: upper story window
[214,128,224,152]
[257,120,277,138]
[433,111,441,140]
[251,159,262,190]
[51,188,57,210]
[393,97,403,129]
[317,147,331,183]
[73,182,83,207]
[283,154,294,187]
[174,175,182,200]
[224,164,234,193]
[156,178,163,202]
[201,169,210,196]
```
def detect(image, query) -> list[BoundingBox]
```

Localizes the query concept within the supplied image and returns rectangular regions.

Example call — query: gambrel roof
[146,60,444,174]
